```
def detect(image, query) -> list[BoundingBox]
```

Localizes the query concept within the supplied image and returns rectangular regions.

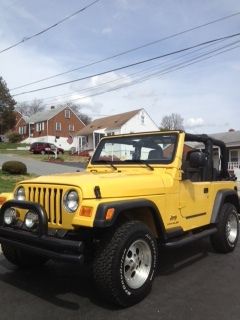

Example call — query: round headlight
[4,208,18,225]
[63,190,79,213]
[14,186,26,201]
[25,211,39,229]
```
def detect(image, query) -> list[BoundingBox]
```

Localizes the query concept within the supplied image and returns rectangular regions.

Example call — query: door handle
[204,188,209,194]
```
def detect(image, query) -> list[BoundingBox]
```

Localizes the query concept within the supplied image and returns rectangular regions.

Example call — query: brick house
[16,106,85,150]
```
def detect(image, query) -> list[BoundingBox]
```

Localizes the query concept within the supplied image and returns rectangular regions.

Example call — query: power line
[62,42,240,104]
[12,31,240,97]
[0,0,101,54]
[33,39,228,104]
[10,10,240,91]
[58,40,240,103]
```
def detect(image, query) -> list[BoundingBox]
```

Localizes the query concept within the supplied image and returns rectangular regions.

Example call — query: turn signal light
[105,208,115,220]
[0,197,6,205]
[79,206,93,217]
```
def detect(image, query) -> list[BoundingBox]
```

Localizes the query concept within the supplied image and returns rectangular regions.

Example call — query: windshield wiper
[124,160,154,171]
[94,160,118,170]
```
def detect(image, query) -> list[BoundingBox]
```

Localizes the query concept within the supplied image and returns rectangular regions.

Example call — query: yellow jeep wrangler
[0,131,239,306]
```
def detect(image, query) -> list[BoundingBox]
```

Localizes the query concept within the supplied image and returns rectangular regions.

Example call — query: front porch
[228,162,240,170]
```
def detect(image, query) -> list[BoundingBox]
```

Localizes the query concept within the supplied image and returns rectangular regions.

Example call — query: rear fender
[211,189,240,223]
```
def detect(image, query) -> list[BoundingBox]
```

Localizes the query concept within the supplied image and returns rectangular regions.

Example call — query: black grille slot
[59,189,63,224]
[33,187,36,202]
[54,188,57,223]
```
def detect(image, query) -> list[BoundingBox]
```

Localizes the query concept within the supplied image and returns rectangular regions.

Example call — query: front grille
[27,186,63,225]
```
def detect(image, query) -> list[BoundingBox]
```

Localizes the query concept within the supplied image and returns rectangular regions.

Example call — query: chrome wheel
[123,239,152,289]
[226,212,238,244]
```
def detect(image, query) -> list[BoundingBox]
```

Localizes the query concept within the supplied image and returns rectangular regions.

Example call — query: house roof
[186,131,240,149]
[209,131,240,147]
[77,109,142,135]
[26,105,67,123]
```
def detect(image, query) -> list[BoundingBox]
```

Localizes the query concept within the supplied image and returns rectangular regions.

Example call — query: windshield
[91,133,178,164]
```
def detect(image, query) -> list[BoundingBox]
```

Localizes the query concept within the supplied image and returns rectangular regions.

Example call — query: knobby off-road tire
[93,221,158,307]
[1,243,48,268]
[210,203,239,253]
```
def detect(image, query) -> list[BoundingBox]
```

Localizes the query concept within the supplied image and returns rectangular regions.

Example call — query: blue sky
[0,0,240,132]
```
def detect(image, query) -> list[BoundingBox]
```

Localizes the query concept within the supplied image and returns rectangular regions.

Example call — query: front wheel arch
[94,199,166,240]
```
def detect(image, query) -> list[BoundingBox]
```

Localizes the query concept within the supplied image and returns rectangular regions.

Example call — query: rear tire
[93,221,158,307]
[1,243,48,268]
[210,203,239,253]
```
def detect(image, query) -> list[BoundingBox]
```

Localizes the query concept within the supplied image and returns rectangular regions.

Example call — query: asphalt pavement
[0,153,84,175]
[0,239,240,320]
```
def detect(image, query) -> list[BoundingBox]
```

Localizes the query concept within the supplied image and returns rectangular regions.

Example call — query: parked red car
[29,142,64,155]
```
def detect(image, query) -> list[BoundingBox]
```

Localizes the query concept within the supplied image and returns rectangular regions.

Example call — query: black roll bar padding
[185,133,229,179]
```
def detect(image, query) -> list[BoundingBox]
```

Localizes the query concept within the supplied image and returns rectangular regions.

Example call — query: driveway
[0,154,84,175]
[0,240,240,320]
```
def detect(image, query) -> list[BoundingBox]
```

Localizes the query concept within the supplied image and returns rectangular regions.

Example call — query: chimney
[51,106,55,110]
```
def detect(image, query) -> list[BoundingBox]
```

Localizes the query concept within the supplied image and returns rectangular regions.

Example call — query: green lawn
[0,142,29,150]
[0,171,36,193]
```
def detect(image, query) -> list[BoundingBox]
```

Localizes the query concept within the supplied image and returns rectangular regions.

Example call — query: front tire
[210,203,239,253]
[93,221,158,307]
[1,243,48,268]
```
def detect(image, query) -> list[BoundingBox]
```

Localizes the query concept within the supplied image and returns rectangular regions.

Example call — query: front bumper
[0,200,84,264]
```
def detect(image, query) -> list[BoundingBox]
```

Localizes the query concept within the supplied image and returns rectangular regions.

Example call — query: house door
[79,136,88,151]
[94,132,105,149]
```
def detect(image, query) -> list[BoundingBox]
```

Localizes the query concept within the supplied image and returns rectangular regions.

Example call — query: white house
[75,108,159,153]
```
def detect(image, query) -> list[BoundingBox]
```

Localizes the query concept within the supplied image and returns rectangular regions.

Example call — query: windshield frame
[91,132,179,165]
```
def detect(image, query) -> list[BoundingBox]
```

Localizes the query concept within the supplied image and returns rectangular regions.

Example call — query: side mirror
[189,151,206,168]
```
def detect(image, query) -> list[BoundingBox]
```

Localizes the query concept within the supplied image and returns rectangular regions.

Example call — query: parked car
[29,142,64,155]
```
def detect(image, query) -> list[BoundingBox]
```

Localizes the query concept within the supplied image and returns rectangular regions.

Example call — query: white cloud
[101,27,112,35]
[185,117,205,128]
[91,72,132,88]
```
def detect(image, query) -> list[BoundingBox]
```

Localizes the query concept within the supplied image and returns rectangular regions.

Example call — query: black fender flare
[211,189,240,224]
[93,198,166,239]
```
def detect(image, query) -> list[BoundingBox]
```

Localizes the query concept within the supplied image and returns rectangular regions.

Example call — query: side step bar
[164,227,217,248]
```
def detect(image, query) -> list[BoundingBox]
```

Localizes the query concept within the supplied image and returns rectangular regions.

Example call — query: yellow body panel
[0,192,13,208]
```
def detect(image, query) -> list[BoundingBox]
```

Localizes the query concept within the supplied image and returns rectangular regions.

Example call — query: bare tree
[160,113,184,130]
[16,99,45,116]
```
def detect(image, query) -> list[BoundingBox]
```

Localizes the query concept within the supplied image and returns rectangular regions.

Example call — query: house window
[18,126,26,135]
[65,109,70,119]
[69,124,75,132]
[36,122,44,132]
[141,113,145,125]
[56,122,62,131]
[230,150,239,162]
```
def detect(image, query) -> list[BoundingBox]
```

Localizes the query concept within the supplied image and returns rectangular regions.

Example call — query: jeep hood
[20,170,167,199]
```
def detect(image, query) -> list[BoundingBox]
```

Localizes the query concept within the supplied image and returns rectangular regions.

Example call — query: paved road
[0,239,240,320]
[0,154,84,175]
